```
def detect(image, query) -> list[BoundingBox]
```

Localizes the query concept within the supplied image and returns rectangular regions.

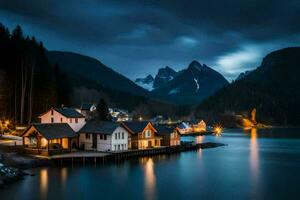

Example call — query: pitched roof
[79,120,120,135]
[80,103,95,111]
[122,121,156,134]
[54,107,84,118]
[155,125,175,135]
[23,123,77,139]
[178,122,191,129]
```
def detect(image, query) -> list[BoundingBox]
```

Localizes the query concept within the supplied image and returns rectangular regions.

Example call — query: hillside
[47,51,148,97]
[196,47,300,125]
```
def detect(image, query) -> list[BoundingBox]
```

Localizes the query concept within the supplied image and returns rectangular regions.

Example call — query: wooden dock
[50,142,225,166]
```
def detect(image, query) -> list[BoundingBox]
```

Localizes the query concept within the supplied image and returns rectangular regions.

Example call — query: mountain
[236,70,252,80]
[153,66,177,89]
[135,75,154,91]
[135,66,177,91]
[151,61,229,105]
[196,47,300,125]
[47,51,148,97]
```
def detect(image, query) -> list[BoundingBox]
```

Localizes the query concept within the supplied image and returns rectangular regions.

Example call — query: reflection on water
[196,135,204,144]
[250,128,259,177]
[142,158,156,200]
[61,167,68,187]
[40,169,48,199]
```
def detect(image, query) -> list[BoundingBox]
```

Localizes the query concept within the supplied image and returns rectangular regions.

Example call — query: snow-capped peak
[135,75,154,91]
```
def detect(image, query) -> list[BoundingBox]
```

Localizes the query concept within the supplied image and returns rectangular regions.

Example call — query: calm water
[1,128,300,200]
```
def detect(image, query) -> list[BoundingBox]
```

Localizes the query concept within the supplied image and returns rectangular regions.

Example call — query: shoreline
[0,142,225,188]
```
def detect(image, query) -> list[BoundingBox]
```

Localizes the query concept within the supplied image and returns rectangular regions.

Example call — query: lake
[1,128,300,200]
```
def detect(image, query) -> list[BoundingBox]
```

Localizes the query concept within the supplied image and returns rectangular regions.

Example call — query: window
[115,133,117,140]
[122,132,124,139]
[51,109,53,115]
[100,134,103,140]
[104,135,107,140]
[69,118,72,123]
[145,130,151,138]
[75,118,78,123]
[118,145,120,150]
[51,117,54,123]
[118,132,120,139]
[114,145,117,150]
[121,144,124,150]
[85,134,90,139]
[60,118,63,123]
[125,144,126,149]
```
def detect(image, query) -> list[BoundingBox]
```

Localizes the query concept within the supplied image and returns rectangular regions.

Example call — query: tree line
[0,24,71,125]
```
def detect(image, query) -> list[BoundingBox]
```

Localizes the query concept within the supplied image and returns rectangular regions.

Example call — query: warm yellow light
[139,116,143,121]
[5,120,10,125]
[213,125,223,136]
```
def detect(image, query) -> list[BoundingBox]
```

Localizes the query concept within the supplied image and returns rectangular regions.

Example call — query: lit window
[145,130,151,138]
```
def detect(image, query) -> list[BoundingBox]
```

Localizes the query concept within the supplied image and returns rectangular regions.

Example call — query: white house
[39,107,86,132]
[79,120,129,152]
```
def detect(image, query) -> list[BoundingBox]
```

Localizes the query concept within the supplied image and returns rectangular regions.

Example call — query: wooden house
[156,125,181,146]
[122,121,162,149]
[22,123,78,156]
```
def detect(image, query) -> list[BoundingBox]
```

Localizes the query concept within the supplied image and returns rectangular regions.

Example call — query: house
[156,125,181,146]
[122,121,162,149]
[39,107,86,132]
[79,119,129,151]
[192,120,206,132]
[79,103,97,120]
[22,123,78,156]
[176,122,193,134]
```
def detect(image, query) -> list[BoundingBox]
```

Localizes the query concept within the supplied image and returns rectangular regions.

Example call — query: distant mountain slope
[47,51,148,96]
[196,47,300,125]
[151,61,229,105]
[135,75,154,91]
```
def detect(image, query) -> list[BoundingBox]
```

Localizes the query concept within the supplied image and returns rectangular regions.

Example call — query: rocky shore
[0,146,52,189]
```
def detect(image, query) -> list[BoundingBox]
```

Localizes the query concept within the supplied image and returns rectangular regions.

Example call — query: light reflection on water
[1,128,300,200]
[140,157,156,200]
[40,169,48,199]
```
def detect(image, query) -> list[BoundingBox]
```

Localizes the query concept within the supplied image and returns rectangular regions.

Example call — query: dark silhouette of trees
[96,98,111,121]
[0,23,71,125]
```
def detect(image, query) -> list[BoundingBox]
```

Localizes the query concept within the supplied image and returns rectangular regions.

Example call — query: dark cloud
[1,0,300,80]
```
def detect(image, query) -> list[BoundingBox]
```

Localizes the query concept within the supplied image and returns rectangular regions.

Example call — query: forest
[0,24,71,125]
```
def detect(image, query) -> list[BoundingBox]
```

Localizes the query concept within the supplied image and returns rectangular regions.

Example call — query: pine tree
[96,98,110,121]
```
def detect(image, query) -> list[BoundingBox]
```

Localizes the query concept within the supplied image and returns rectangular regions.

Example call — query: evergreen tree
[96,98,110,121]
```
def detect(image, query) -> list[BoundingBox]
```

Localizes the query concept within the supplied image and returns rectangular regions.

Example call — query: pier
[50,142,225,165]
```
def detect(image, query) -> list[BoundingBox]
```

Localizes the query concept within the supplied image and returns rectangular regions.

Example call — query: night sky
[1,0,300,80]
